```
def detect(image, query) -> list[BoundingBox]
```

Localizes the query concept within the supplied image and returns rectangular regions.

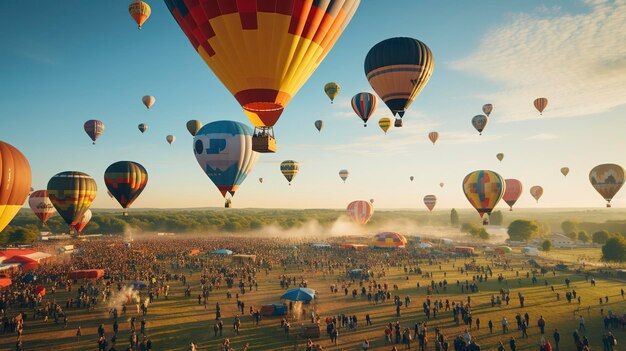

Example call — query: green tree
[450,209,459,227]
[461,222,480,236]
[542,239,552,251]
[577,231,590,243]
[490,211,504,226]
[9,227,39,245]
[602,236,626,262]
[592,230,610,244]
[477,228,490,240]
[565,232,577,240]
[507,220,540,242]
[561,220,578,234]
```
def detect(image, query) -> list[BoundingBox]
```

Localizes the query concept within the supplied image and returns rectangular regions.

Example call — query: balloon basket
[252,127,276,153]
[394,119,403,128]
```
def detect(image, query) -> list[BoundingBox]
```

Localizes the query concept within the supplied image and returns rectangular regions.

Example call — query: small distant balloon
[84,120,105,145]
[369,198,374,204]
[166,135,175,145]
[378,118,391,134]
[142,95,155,110]
[280,160,299,185]
[534,98,548,115]
[138,123,148,134]
[482,104,493,117]
[314,120,324,132]
[439,182,444,188]
[410,176,414,182]
[560,167,569,177]
[496,153,504,162]
[128,1,151,29]
[530,186,544,203]
[324,82,340,104]
[423,195,437,212]
[258,178,263,184]
[472,115,488,135]
[428,132,439,145]
[186,120,203,137]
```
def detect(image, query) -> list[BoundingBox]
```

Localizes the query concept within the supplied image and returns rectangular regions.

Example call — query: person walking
[538,316,546,335]
[553,329,560,351]
[509,337,517,351]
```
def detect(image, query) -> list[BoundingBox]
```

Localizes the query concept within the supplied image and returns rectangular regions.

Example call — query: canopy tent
[372,232,408,248]
[311,243,331,248]
[211,249,233,255]
[281,287,316,301]
[259,303,287,316]
[454,246,475,255]
[416,242,433,249]
[70,269,104,280]
[0,249,37,263]
[339,243,368,250]
[189,249,201,256]
[0,278,11,288]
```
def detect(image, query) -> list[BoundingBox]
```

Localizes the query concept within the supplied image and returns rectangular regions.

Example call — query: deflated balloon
[423,195,437,212]
[589,163,625,208]
[28,190,56,225]
[351,93,377,127]
[104,161,148,216]
[472,115,488,135]
[482,104,493,117]
[129,1,151,29]
[378,118,391,134]
[314,120,324,133]
[462,170,505,224]
[347,200,374,224]
[428,132,439,145]
[186,120,203,137]
[0,142,32,233]
[503,179,523,211]
[47,171,97,228]
[530,186,544,203]
[280,160,299,185]
[84,120,105,145]
[324,82,340,104]
[534,98,548,115]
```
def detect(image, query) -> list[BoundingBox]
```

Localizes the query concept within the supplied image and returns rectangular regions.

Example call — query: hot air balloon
[258,178,263,184]
[482,104,493,117]
[339,170,349,183]
[314,120,324,133]
[472,115,488,135]
[378,118,391,134]
[364,37,434,123]
[561,167,570,177]
[324,82,340,104]
[280,160,299,186]
[423,195,437,212]
[503,179,523,211]
[0,142,31,233]
[166,135,175,145]
[28,190,55,225]
[410,176,414,182]
[194,121,259,207]
[534,98,548,115]
[428,132,439,145]
[138,123,148,134]
[462,170,505,225]
[439,182,445,188]
[369,198,374,204]
[351,93,377,127]
[128,1,151,29]
[530,186,544,203]
[104,161,148,216]
[496,153,504,162]
[186,120,203,137]
[589,163,625,208]
[84,120,105,145]
[142,95,155,109]
[71,209,92,234]
[346,200,374,225]
[47,171,97,229]
[164,0,360,153]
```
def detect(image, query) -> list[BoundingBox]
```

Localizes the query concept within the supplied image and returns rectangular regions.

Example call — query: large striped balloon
[423,195,437,212]
[462,170,505,223]
[0,142,31,233]
[347,200,374,225]
[194,121,259,198]
[164,0,360,128]
[104,161,148,216]
[503,179,523,211]
[84,120,105,145]
[364,37,434,118]
[351,92,377,126]
[280,160,299,185]
[28,190,56,225]
[47,171,97,227]
[589,163,624,208]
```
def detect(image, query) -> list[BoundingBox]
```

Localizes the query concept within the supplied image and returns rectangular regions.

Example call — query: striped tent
[372,232,407,248]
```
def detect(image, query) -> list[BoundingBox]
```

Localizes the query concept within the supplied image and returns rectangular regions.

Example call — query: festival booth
[454,246,475,256]
[310,243,331,249]
[231,254,256,264]
[372,232,408,249]
[259,303,287,317]
[69,269,104,280]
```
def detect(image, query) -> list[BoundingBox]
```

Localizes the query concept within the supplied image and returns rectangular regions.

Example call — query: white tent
[522,247,539,256]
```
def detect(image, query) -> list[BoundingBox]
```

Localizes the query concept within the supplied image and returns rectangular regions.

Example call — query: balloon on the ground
[347,200,374,224]
[496,153,504,162]
[186,120,203,137]
[472,115,488,135]
[462,170,505,225]
[128,1,151,29]
[166,135,175,145]
[530,186,544,203]
[280,160,299,186]
[28,190,56,225]
[534,98,548,115]
[339,170,349,183]
[372,232,407,248]
[84,120,105,145]
[560,167,569,177]
[378,118,391,134]
[428,132,439,145]
[351,92,377,127]
[589,163,625,208]
[482,104,493,117]
[138,123,148,134]
[314,120,324,133]
[364,37,434,119]
[423,195,437,212]
[104,161,148,216]
[324,83,340,104]
[503,179,523,211]
[142,95,155,109]
[71,209,92,234]
[47,171,97,228]
[0,142,32,233]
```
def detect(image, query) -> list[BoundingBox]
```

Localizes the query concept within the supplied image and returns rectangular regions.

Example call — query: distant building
[549,233,576,248]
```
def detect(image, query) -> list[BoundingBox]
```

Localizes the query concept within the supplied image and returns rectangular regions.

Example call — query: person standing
[488,320,493,334]
[502,317,508,334]
[578,316,586,332]
[76,326,82,342]
[509,337,517,351]
[553,329,560,351]
[538,316,546,335]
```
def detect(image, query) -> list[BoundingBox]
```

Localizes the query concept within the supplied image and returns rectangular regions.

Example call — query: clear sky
[1,0,625,210]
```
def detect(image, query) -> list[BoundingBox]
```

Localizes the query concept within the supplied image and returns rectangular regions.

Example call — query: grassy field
[1,247,624,351]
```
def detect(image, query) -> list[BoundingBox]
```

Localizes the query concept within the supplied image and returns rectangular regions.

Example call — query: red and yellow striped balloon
[347,200,374,225]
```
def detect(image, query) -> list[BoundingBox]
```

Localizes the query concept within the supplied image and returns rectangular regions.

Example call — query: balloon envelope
[428,132,439,145]
[560,167,569,177]
[589,163,625,207]
[378,118,391,134]
[347,200,374,225]
[530,186,544,203]
[47,171,97,227]
[71,209,92,233]
[534,98,548,114]
[166,135,175,145]
[339,170,349,183]
[364,37,434,118]
[351,93,377,126]
[482,104,493,117]
[186,120,203,137]
[142,95,155,109]
[324,82,340,103]
[496,153,504,162]
[104,161,148,214]
[280,160,299,185]
[138,123,148,134]
[28,190,56,225]
[0,142,32,233]
[193,121,259,197]
[314,120,324,132]
[84,120,105,144]
[472,115,488,135]
[503,179,523,211]
[462,170,505,220]
[410,176,414,182]
[423,195,437,212]
[129,1,151,29]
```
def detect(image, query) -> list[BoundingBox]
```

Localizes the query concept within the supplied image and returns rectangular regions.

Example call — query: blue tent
[211,249,233,255]
[280,287,316,301]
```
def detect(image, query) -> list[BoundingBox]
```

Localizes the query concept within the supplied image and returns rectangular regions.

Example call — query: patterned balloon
[423,195,437,212]
[194,121,259,199]
[28,190,56,225]
[428,132,439,145]
[482,104,493,117]
[164,0,359,128]
[186,120,203,137]
[560,167,570,177]
[128,1,151,29]
[280,160,299,185]
[534,98,548,115]
[472,115,489,135]
[138,123,148,134]
[347,200,374,225]
[0,142,32,233]
[364,37,434,118]
[104,161,148,216]
[496,153,504,162]
[462,170,505,224]
[47,171,97,227]
[372,232,407,248]
[589,163,625,208]
[351,92,377,127]
[378,118,391,134]
[71,209,92,234]
[530,186,544,203]
[503,179,523,211]
[142,95,155,109]
[324,82,340,104]
[314,120,324,133]
[84,120,105,145]
[339,170,349,183]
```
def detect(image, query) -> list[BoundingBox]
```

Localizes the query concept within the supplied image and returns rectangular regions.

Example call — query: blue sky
[1,0,625,210]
